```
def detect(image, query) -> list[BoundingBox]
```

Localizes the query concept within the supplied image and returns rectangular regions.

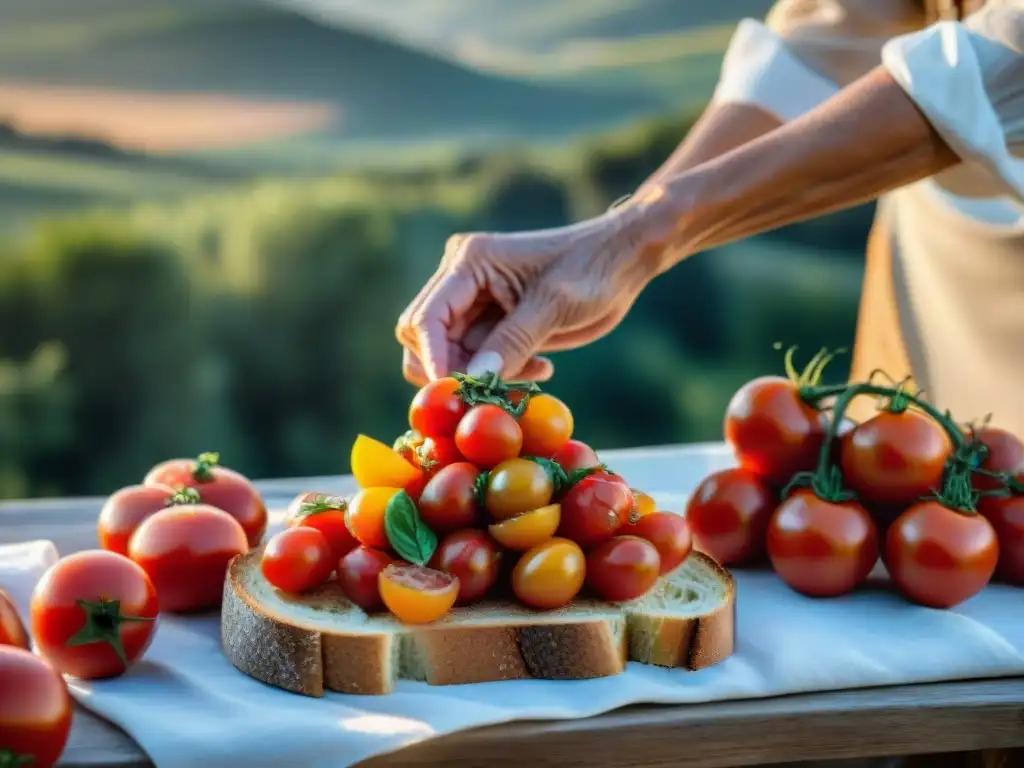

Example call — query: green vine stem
[166,487,202,506]
[922,464,982,514]
[451,371,541,418]
[192,452,221,482]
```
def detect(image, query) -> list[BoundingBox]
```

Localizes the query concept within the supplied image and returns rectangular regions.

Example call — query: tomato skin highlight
[724,376,825,486]
[767,491,878,598]
[284,492,359,560]
[975,492,1024,585]
[557,475,633,550]
[686,468,775,566]
[417,463,481,534]
[378,564,459,624]
[0,646,72,768]
[0,588,29,650]
[484,458,554,521]
[885,501,998,609]
[626,512,693,574]
[97,483,177,556]
[551,439,601,474]
[586,536,661,602]
[512,538,586,610]
[431,529,501,605]
[337,547,395,611]
[409,377,467,438]
[261,528,336,593]
[31,550,159,679]
[518,394,574,458]
[128,505,248,613]
[455,404,523,469]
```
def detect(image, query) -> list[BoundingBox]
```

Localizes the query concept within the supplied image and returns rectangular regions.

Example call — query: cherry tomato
[0,646,72,768]
[409,377,467,438]
[626,512,693,574]
[379,564,459,624]
[144,452,267,547]
[685,468,775,566]
[417,463,481,534]
[416,436,463,473]
[518,394,573,458]
[489,504,561,551]
[512,537,586,610]
[284,492,358,559]
[484,458,554,521]
[551,439,601,474]
[973,426,1024,491]
[630,490,657,520]
[840,410,951,507]
[724,376,825,486]
[886,501,998,608]
[558,475,632,550]
[455,404,523,469]
[976,492,1024,585]
[128,504,248,612]
[586,536,661,601]
[0,589,29,649]
[31,550,158,679]
[393,429,422,465]
[337,547,395,611]
[767,490,878,597]
[261,528,335,593]
[97,483,176,556]
[350,435,426,498]
[346,487,400,549]
[431,530,501,605]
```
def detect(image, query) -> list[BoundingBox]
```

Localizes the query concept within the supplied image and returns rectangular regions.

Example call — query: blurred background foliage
[0,0,869,498]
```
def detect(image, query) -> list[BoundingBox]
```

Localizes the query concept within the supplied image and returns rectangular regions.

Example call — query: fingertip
[402,348,429,387]
[466,351,504,378]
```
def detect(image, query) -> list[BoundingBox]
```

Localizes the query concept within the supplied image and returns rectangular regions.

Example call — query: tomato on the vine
[0,588,29,649]
[0,646,72,768]
[886,501,998,608]
[767,490,878,597]
[261,527,335,593]
[409,377,467,438]
[431,529,501,604]
[285,492,358,559]
[626,512,692,574]
[512,537,586,610]
[484,457,554,521]
[379,564,459,624]
[557,474,632,550]
[972,426,1024,491]
[518,393,573,458]
[97,483,177,556]
[337,547,395,611]
[685,468,774,566]
[31,550,158,679]
[455,404,523,468]
[145,452,267,547]
[551,439,600,474]
[129,504,248,612]
[976,490,1024,585]
[417,463,480,534]
[586,536,661,602]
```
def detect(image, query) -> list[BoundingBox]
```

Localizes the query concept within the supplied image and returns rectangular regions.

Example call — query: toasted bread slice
[221,549,735,696]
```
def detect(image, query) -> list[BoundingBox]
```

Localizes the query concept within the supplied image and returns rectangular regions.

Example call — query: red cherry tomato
[409,377,467,438]
[455,404,523,469]
[431,529,502,605]
[724,376,825,486]
[261,528,335,593]
[886,501,998,608]
[337,547,395,611]
[0,588,29,649]
[558,474,633,550]
[417,462,481,534]
[97,483,177,556]
[285,492,359,559]
[144,452,267,547]
[973,426,1024,491]
[626,512,693,574]
[840,410,951,507]
[30,550,158,679]
[551,439,601,474]
[586,535,661,601]
[518,393,574,458]
[685,468,775,566]
[767,490,878,597]
[976,491,1024,585]
[128,504,248,612]
[0,646,72,768]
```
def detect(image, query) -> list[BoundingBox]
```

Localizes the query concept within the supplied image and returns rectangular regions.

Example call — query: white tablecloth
[2,444,1023,768]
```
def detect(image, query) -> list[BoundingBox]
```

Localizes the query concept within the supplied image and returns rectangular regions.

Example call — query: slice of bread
[221,549,735,696]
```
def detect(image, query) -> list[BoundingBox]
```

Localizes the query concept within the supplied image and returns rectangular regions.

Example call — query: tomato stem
[192,452,220,483]
[166,487,201,507]
[451,371,540,417]
[66,598,154,669]
[296,494,348,520]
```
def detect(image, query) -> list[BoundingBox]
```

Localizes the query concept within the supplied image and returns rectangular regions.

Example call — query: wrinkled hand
[396,207,662,385]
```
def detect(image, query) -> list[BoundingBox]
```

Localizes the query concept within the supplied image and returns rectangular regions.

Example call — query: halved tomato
[489,504,561,551]
[378,564,459,624]
[350,435,425,495]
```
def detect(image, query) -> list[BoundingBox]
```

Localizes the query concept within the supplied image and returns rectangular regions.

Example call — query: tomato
[511,537,586,610]
[337,547,395,611]
[630,490,657,521]
[144,452,267,547]
[551,439,601,474]
[128,504,248,613]
[30,550,158,679]
[346,487,400,549]
[724,376,826,486]
[350,435,425,496]
[558,475,633,550]
[455,404,523,469]
[379,564,459,624]
[886,502,998,608]
[973,426,1024,491]
[417,463,481,534]
[0,589,29,650]
[261,528,335,593]
[766,490,878,598]
[840,410,951,507]
[586,536,661,602]
[626,512,693,574]
[489,504,561,551]
[284,492,358,559]
[409,377,467,438]
[977,494,1024,585]
[97,483,177,556]
[518,394,573,458]
[484,458,554,521]
[685,468,774,566]
[431,530,501,604]
[416,436,462,473]
[0,646,72,768]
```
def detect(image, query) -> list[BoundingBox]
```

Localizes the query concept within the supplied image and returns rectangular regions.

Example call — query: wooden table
[3,444,1023,768]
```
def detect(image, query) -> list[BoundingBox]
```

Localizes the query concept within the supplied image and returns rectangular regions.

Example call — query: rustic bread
[221,549,735,696]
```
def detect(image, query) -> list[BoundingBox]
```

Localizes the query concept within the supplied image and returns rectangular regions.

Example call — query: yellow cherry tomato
[350,435,424,493]
[519,394,574,458]
[379,564,459,624]
[489,504,561,551]
[484,458,554,521]
[512,537,586,610]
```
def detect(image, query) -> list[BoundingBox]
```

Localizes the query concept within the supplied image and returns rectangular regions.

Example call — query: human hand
[396,207,663,385]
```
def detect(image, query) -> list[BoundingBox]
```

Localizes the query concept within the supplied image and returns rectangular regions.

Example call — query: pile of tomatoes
[262,373,693,625]
[685,356,1024,609]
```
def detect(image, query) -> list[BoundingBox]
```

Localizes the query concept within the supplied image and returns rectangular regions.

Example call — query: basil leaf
[384,490,437,566]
